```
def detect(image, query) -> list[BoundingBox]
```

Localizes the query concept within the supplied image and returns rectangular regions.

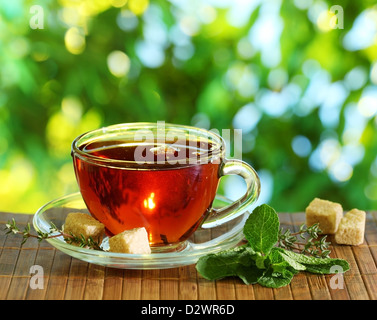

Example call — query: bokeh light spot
[64,27,86,55]
[232,103,261,134]
[128,0,149,16]
[61,96,83,123]
[111,0,127,8]
[357,87,377,118]
[292,135,312,157]
[329,161,353,182]
[107,50,131,77]
[117,9,138,31]
[316,10,336,32]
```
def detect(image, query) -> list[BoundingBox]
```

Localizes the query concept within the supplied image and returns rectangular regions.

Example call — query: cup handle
[201,159,261,229]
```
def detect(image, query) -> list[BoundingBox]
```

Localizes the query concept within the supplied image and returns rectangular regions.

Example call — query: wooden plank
[6,248,38,299]
[178,265,198,300]
[102,267,124,300]
[289,273,312,300]
[325,273,351,300]
[370,211,377,225]
[0,212,16,223]
[365,215,377,244]
[0,248,20,277]
[234,281,255,300]
[198,274,217,300]
[273,284,293,300]
[122,269,142,299]
[215,278,236,300]
[2,214,41,250]
[332,244,370,300]
[83,264,105,300]
[141,269,160,300]
[307,274,332,300]
[362,273,377,300]
[3,228,27,249]
[333,245,360,276]
[160,268,179,300]
[25,248,55,299]
[0,219,8,254]
[344,274,370,300]
[45,250,71,299]
[0,212,30,225]
[64,258,88,299]
[0,248,20,299]
[361,214,377,300]
[253,285,274,300]
[352,244,377,275]
[0,277,12,300]
[364,216,377,268]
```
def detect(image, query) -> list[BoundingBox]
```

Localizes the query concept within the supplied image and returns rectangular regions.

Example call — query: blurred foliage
[1,0,377,213]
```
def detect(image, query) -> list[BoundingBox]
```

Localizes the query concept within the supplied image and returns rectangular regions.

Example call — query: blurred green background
[1,0,377,213]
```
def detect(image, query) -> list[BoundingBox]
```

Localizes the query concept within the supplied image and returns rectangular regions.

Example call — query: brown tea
[72,140,221,248]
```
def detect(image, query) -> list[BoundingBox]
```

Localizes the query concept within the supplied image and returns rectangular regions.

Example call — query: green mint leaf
[195,202,351,289]
[243,204,280,255]
[257,268,295,288]
[281,249,350,274]
[257,248,298,288]
[196,245,264,285]
[255,252,267,269]
[269,247,306,272]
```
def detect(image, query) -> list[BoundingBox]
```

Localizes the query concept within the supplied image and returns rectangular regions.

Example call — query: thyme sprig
[277,223,331,258]
[4,218,103,250]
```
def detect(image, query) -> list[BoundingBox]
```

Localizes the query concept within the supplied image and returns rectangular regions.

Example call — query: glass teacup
[71,122,260,252]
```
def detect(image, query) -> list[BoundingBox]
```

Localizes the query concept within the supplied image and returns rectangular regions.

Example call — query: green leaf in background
[1,0,377,213]
[243,204,280,255]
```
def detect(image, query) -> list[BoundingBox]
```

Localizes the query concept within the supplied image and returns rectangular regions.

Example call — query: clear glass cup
[71,122,260,252]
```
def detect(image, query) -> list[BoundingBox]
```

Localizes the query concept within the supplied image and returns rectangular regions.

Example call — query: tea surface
[80,139,218,167]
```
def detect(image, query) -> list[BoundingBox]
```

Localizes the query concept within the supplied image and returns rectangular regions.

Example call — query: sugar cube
[305,198,343,234]
[63,212,105,245]
[335,209,366,246]
[109,227,151,254]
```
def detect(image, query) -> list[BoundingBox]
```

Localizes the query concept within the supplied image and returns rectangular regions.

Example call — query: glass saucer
[33,192,248,270]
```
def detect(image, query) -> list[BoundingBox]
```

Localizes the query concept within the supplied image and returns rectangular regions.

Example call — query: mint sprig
[196,204,350,288]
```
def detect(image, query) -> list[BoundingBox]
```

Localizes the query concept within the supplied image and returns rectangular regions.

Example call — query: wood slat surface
[1,211,376,300]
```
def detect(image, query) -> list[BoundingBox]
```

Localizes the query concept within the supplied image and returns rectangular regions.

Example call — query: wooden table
[1,211,377,300]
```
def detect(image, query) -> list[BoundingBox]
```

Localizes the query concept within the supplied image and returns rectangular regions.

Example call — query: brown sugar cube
[109,227,151,254]
[63,212,105,245]
[305,198,343,234]
[335,209,366,245]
